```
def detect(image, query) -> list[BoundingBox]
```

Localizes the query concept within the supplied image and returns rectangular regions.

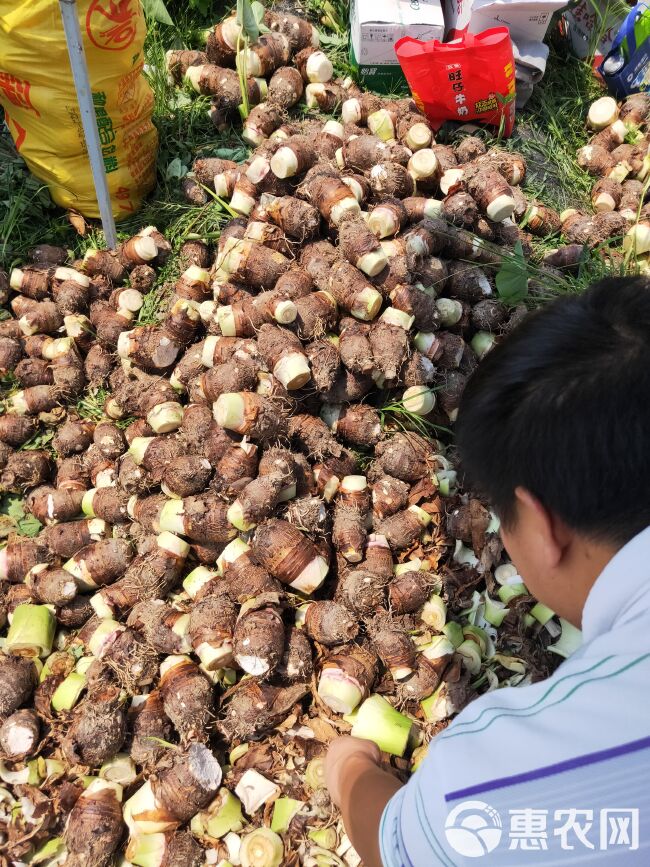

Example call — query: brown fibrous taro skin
[1,449,52,492]
[306,338,341,392]
[397,654,449,701]
[219,678,309,742]
[375,431,435,482]
[57,595,95,629]
[150,741,222,824]
[319,643,378,708]
[378,506,429,551]
[159,656,215,743]
[129,689,174,767]
[1,539,53,583]
[128,600,184,655]
[278,625,314,682]
[372,475,410,521]
[64,779,125,867]
[0,413,36,447]
[288,412,342,460]
[229,470,286,528]
[162,455,213,497]
[233,594,286,676]
[338,565,390,616]
[388,570,431,614]
[101,626,159,692]
[363,534,395,578]
[337,318,373,376]
[27,565,78,606]
[189,590,237,668]
[371,625,417,681]
[304,599,358,646]
[96,532,188,614]
[251,517,329,594]
[66,538,134,588]
[0,655,38,717]
[62,689,127,766]
[332,500,368,563]
[286,495,328,535]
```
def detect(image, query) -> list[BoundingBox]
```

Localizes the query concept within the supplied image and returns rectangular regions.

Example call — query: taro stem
[351,694,414,757]
[6,604,55,658]
[236,31,250,119]
[240,827,284,867]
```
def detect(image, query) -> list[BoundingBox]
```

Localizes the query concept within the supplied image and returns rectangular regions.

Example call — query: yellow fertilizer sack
[0,0,158,220]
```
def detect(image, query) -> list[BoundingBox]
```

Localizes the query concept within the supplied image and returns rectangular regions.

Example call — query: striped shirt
[380,526,650,865]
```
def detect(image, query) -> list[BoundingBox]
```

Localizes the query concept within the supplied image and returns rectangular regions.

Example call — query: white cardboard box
[350,0,444,91]
[563,0,625,61]
[443,0,566,44]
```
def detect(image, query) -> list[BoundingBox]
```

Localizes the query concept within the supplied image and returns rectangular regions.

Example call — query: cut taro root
[0,25,568,863]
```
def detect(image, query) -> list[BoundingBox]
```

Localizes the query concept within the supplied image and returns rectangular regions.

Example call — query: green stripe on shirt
[440,653,649,740]
[441,656,611,737]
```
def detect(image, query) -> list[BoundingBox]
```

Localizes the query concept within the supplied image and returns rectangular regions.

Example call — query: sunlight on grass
[0,0,628,312]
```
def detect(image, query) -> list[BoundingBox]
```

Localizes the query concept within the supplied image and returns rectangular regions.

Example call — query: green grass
[0,1,631,546]
[0,135,72,269]
[0,1,623,303]
[75,386,135,429]
[442,37,626,298]
[506,44,602,213]
[379,391,451,439]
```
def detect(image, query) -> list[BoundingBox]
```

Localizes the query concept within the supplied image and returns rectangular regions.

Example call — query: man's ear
[513,486,566,569]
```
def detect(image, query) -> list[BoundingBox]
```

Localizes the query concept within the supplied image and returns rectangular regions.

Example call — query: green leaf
[17,511,42,537]
[141,0,174,26]
[189,0,211,13]
[169,91,192,110]
[6,496,25,522]
[214,145,248,163]
[495,241,529,305]
[319,31,347,47]
[237,0,260,42]
[322,0,345,34]
[21,428,54,451]
[1,494,42,538]
[165,158,187,180]
[251,1,271,32]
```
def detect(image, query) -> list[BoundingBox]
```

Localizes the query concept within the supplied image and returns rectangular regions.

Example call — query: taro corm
[326,277,650,866]
[1,6,625,862]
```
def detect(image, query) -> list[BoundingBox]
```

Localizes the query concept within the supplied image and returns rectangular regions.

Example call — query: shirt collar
[581,525,650,645]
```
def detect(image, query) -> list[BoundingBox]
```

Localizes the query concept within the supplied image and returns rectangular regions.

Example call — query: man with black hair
[325,277,650,864]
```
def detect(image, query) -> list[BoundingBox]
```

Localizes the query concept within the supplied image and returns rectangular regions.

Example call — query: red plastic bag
[395,28,516,137]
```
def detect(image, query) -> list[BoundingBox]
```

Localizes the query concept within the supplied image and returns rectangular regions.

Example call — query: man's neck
[564,537,620,628]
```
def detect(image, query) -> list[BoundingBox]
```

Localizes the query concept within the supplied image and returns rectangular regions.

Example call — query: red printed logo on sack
[3,111,27,151]
[86,1,137,51]
[0,73,40,116]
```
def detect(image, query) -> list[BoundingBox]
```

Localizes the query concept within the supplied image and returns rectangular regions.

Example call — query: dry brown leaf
[277,711,299,732]
[67,210,88,236]
[235,743,275,772]
[307,715,339,742]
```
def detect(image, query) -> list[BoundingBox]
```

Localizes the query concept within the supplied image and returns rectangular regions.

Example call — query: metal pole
[58,0,118,249]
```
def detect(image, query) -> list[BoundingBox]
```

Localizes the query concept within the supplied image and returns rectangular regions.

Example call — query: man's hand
[325,736,381,807]
[325,736,402,867]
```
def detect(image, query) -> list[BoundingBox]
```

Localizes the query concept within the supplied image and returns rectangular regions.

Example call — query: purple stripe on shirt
[445,734,650,802]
